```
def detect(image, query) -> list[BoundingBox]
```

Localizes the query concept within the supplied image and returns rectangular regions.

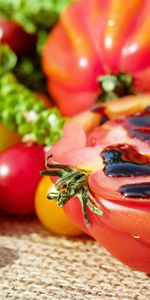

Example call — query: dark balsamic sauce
[124,109,150,143]
[127,113,150,127]
[130,128,150,142]
[119,183,150,198]
[101,144,150,177]
[101,144,150,199]
[100,114,109,125]
[91,106,109,125]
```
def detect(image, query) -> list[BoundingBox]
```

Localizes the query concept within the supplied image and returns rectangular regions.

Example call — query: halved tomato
[43,105,150,272]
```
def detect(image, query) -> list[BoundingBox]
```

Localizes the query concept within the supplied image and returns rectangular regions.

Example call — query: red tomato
[0,143,45,216]
[45,106,150,272]
[42,0,150,116]
[0,17,36,54]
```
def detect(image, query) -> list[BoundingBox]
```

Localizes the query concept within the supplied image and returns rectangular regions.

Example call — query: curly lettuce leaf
[0,0,72,33]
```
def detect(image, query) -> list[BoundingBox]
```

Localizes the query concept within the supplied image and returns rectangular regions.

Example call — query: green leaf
[0,0,72,34]
[0,72,66,145]
[0,45,17,75]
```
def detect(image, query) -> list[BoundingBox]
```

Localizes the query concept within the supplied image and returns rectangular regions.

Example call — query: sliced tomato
[92,94,150,119]
[87,110,150,156]
[46,106,150,272]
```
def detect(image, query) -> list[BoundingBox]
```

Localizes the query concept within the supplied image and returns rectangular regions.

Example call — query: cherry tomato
[0,123,21,153]
[0,17,36,54]
[0,142,45,216]
[45,105,150,273]
[42,0,150,116]
[35,176,83,236]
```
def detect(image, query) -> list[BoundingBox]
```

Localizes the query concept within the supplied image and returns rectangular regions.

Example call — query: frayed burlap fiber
[0,214,149,300]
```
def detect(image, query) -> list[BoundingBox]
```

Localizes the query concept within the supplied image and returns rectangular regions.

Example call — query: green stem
[41,160,103,226]
[97,72,136,103]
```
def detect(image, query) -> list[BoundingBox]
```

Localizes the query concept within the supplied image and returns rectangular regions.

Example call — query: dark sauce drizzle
[119,183,150,198]
[101,144,150,177]
[124,109,150,143]
[101,144,150,199]
[92,106,109,125]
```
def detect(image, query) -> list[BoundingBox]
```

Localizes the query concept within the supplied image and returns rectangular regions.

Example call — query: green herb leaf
[0,72,66,145]
[0,0,72,34]
[0,45,17,75]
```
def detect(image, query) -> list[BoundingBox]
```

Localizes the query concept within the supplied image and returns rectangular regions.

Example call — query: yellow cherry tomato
[0,123,20,153]
[35,176,83,236]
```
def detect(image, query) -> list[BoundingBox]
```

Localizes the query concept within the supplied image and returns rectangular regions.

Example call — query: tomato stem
[97,72,136,102]
[41,160,103,226]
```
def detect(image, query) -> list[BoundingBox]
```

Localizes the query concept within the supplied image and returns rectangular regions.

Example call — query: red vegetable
[42,0,150,116]
[44,105,150,272]
[0,143,45,216]
[0,17,36,54]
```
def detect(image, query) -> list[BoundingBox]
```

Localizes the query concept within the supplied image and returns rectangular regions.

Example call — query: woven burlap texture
[0,214,149,300]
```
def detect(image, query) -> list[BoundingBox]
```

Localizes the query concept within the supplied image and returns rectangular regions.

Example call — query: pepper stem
[40,159,103,226]
[97,72,136,103]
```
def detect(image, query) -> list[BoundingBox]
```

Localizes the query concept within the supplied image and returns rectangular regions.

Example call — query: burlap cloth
[0,213,149,300]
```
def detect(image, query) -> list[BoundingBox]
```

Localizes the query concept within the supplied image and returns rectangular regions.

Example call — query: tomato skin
[0,17,36,54]
[35,176,83,236]
[42,0,150,116]
[0,143,45,216]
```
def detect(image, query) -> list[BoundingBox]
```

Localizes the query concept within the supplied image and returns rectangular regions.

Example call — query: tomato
[0,17,36,54]
[42,0,150,116]
[0,142,45,216]
[35,176,83,236]
[44,106,150,272]
[0,123,21,153]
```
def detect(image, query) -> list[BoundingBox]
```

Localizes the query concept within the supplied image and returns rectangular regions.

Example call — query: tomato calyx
[97,72,136,103]
[41,155,103,226]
